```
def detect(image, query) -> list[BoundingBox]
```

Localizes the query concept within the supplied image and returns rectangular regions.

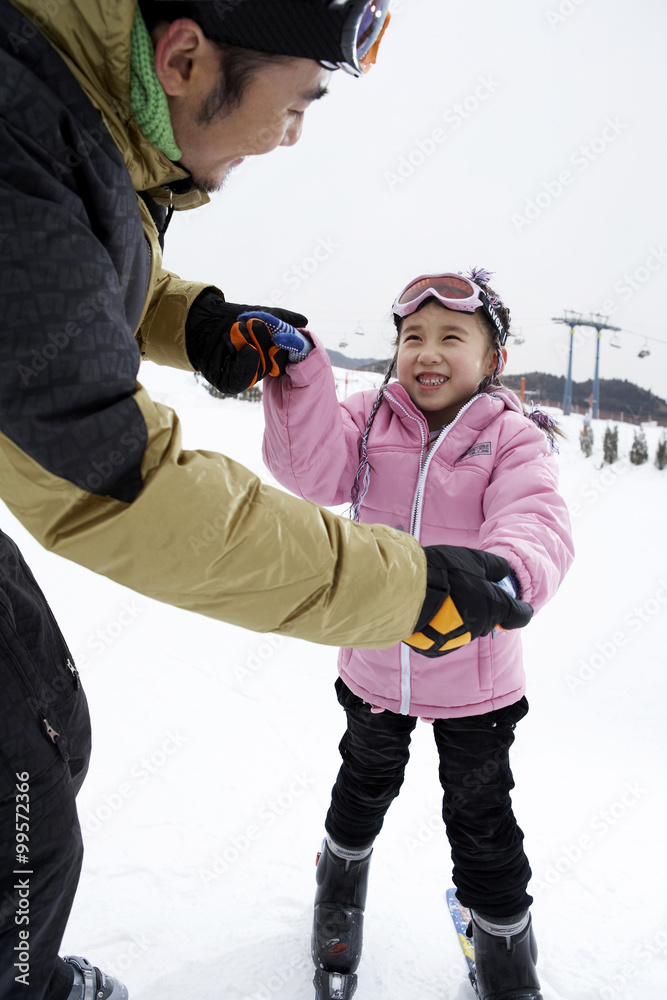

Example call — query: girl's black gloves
[185,291,308,395]
[406,545,534,657]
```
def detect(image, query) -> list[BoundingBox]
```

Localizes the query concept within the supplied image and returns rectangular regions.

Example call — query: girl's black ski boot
[470,910,543,1000]
[311,840,372,977]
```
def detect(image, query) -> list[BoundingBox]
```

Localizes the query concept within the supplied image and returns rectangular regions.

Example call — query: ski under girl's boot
[311,839,372,1000]
[63,955,129,1000]
[469,910,543,1000]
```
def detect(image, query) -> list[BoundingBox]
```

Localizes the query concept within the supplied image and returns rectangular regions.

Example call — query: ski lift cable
[615,327,667,346]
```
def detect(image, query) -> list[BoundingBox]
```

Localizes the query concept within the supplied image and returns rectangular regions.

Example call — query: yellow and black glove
[185,291,308,395]
[406,545,533,657]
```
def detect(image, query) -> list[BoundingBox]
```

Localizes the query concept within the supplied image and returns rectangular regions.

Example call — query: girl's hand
[239,311,314,364]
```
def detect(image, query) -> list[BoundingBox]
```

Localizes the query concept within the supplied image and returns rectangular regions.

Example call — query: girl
[262,269,574,1000]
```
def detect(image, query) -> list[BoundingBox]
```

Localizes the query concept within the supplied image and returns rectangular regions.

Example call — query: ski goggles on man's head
[392,273,508,345]
[323,0,392,76]
[176,0,391,78]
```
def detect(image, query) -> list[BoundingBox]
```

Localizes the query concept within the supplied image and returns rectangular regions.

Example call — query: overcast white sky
[165,0,667,399]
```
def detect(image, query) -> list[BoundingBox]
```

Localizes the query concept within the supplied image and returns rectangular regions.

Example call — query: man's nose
[281,116,303,147]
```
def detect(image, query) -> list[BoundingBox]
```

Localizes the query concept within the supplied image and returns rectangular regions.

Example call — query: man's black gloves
[185,291,308,395]
[405,545,534,657]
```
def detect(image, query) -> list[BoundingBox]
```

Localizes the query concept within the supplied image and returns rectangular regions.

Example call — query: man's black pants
[0,530,90,999]
[325,679,533,917]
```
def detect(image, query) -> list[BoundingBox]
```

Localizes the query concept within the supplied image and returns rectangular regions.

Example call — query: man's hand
[405,545,533,657]
[185,291,308,395]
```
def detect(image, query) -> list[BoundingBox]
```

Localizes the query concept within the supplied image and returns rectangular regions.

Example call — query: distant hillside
[504,372,667,422]
[326,349,383,370]
[326,351,667,422]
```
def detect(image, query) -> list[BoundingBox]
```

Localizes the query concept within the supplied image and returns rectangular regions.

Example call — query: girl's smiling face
[395,300,499,431]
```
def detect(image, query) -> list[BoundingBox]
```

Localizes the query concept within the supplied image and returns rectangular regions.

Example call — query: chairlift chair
[609,333,622,348]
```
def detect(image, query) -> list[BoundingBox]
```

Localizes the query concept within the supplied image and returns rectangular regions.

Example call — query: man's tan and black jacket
[0,0,426,648]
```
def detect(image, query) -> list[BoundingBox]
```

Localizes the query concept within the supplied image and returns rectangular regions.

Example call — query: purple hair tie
[528,406,559,452]
[466,266,495,286]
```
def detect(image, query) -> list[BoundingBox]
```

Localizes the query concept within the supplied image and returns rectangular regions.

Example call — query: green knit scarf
[130,7,182,161]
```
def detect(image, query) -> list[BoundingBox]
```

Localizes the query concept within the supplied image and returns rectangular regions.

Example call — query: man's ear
[153,19,209,96]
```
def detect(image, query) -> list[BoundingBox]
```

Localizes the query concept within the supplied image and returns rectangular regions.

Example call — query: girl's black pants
[325,678,533,917]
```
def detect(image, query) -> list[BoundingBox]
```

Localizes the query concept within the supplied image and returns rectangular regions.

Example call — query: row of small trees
[580,422,667,468]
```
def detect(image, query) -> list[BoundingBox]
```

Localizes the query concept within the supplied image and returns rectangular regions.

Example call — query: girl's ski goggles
[392,273,508,345]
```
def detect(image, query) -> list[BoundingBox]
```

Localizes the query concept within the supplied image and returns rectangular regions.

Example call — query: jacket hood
[10,0,208,206]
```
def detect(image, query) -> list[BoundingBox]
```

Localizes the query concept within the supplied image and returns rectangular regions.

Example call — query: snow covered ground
[3,365,666,1000]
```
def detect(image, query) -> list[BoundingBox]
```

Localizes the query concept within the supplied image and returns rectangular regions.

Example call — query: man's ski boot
[63,955,129,999]
[311,839,372,1000]
[469,910,542,1000]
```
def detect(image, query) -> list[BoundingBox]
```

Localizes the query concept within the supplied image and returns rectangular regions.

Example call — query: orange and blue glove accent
[405,545,533,657]
[238,310,313,364]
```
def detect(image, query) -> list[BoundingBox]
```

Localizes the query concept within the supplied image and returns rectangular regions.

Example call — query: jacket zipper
[409,394,483,537]
[0,608,70,761]
[385,392,484,714]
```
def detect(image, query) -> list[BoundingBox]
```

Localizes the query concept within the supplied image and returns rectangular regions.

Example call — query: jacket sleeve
[478,416,574,611]
[133,196,222,371]
[0,117,426,650]
[262,339,369,507]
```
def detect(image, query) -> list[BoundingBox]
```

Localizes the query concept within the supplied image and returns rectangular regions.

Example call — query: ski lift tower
[552,311,621,418]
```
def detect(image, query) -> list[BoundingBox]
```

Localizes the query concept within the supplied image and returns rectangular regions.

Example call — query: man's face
[154,22,331,193]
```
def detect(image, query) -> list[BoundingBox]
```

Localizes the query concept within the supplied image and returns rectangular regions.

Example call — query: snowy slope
[3,365,666,1000]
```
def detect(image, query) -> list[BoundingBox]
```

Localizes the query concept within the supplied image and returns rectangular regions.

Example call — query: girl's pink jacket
[262,342,574,719]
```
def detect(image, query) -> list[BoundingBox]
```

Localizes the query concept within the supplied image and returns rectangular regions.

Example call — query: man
[0,2,532,997]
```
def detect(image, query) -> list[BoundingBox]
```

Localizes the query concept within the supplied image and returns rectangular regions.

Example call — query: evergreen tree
[603,425,618,465]
[655,433,667,471]
[629,428,649,465]
[579,422,594,457]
